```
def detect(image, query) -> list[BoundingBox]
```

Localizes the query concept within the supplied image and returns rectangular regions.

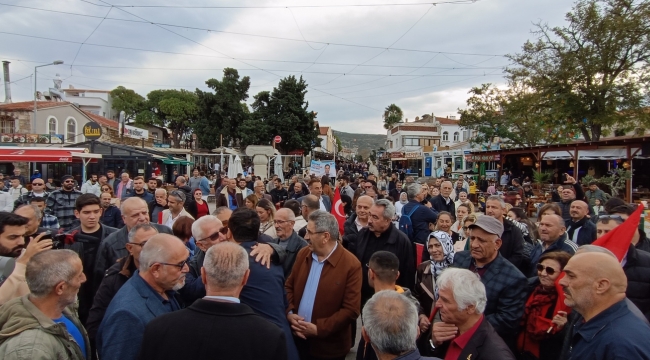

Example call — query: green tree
[195,68,251,150]
[506,0,650,141]
[241,75,320,154]
[459,83,578,147]
[382,104,403,130]
[141,89,199,148]
[110,86,145,123]
[334,135,343,152]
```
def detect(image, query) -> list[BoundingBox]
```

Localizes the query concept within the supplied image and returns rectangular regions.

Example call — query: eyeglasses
[154,259,189,270]
[598,214,625,223]
[364,186,373,189]
[274,219,294,225]
[196,229,227,243]
[462,226,469,231]
[128,241,147,248]
[536,263,558,275]
[306,229,326,236]
[31,183,44,186]
[63,180,74,183]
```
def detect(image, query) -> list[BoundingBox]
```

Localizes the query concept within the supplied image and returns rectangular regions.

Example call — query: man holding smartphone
[0,211,52,305]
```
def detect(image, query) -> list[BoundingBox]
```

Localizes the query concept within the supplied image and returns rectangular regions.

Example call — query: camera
[24,231,66,250]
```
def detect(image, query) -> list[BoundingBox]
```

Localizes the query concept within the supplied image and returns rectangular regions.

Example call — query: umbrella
[227,154,235,178]
[274,155,284,182]
[233,155,244,178]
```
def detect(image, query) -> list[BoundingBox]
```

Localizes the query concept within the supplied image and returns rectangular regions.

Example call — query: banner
[309,160,336,177]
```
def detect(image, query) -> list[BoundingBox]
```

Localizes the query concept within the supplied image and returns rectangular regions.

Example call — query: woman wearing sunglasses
[516,251,572,360]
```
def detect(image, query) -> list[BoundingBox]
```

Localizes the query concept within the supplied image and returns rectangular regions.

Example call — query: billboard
[0,133,64,144]
[309,160,336,177]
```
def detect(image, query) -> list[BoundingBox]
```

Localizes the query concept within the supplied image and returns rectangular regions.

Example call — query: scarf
[523,285,557,341]
[567,217,587,239]
[427,231,455,299]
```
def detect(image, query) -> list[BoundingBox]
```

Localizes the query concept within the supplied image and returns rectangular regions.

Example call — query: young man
[7,176,27,202]
[100,192,124,229]
[46,175,83,231]
[81,174,101,196]
[64,194,119,324]
[124,176,154,203]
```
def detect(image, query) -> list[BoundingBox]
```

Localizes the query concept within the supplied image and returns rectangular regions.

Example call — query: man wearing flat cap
[433,215,528,350]
[45,175,82,231]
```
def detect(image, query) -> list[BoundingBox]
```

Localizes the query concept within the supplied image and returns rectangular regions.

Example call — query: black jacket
[556,184,587,223]
[86,255,136,339]
[100,205,124,229]
[566,217,596,246]
[268,231,308,278]
[343,213,361,250]
[429,195,455,215]
[353,225,415,304]
[624,245,650,322]
[429,316,516,359]
[500,219,525,271]
[138,299,287,360]
[401,200,439,245]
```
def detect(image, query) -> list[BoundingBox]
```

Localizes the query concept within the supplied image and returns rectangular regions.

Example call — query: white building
[62,86,116,120]
[316,126,336,154]
[386,114,475,177]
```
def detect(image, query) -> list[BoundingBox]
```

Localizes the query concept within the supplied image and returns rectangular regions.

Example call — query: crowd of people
[0,166,649,360]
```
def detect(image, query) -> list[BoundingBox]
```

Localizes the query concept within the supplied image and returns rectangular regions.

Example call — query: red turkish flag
[592,203,644,262]
[331,188,346,236]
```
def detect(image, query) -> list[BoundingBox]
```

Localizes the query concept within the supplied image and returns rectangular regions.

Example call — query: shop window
[453,132,459,142]
[48,117,57,135]
[66,118,76,143]
[404,138,419,146]
[0,116,15,133]
[443,131,449,141]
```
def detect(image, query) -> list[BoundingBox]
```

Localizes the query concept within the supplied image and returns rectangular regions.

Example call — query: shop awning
[0,148,91,162]
[162,158,193,165]
[542,148,645,160]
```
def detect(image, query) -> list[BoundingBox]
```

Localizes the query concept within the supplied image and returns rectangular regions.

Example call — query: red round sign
[274,135,282,143]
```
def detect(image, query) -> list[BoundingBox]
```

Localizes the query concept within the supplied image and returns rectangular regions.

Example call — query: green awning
[162,158,194,165]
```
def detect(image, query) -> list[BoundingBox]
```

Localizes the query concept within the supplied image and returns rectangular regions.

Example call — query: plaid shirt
[45,189,82,231]
[40,213,60,230]
[14,191,50,208]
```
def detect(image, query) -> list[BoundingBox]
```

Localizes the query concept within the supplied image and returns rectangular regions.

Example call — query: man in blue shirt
[560,250,650,360]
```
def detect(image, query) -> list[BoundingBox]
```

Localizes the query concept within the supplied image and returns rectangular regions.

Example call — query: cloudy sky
[0,0,573,134]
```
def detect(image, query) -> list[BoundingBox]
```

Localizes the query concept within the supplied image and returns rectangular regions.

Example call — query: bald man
[527,214,578,276]
[559,251,650,360]
[268,208,307,277]
[342,195,374,250]
[567,200,596,245]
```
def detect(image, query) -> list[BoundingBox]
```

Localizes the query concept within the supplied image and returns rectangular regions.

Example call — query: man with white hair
[138,242,288,360]
[430,268,515,359]
[0,249,89,359]
[97,234,188,360]
[362,290,434,360]
[268,208,307,277]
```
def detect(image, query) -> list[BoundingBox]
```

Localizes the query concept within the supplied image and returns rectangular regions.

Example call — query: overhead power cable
[78,0,479,9]
[0,3,503,57]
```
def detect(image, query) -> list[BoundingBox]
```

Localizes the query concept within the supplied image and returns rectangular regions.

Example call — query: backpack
[399,204,419,240]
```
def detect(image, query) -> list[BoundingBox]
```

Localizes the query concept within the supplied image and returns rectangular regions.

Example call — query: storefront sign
[0,133,64,144]
[153,143,171,148]
[122,125,149,139]
[405,152,421,158]
[83,122,102,140]
[465,154,501,162]
[390,152,405,159]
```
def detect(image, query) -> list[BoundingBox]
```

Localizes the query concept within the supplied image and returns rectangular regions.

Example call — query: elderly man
[269,208,308,277]
[559,251,650,359]
[14,177,49,208]
[161,190,194,228]
[483,196,525,270]
[97,234,188,360]
[343,195,373,250]
[0,212,51,305]
[362,291,433,360]
[139,242,288,360]
[13,204,47,240]
[430,181,455,214]
[566,200,596,245]
[300,179,331,212]
[28,197,59,229]
[226,208,299,360]
[148,188,168,222]
[124,176,154,203]
[216,178,245,209]
[431,268,515,359]
[100,191,124,228]
[45,175,82,231]
[254,179,273,202]
[401,183,439,247]
[298,195,320,238]
[115,172,133,200]
[93,197,173,288]
[450,215,528,344]
[353,199,415,305]
[527,214,578,276]
[596,216,650,322]
[86,224,158,346]
[286,210,362,360]
[0,250,89,359]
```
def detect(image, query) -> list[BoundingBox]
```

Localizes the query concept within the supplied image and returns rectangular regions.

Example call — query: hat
[61,175,74,182]
[468,215,504,237]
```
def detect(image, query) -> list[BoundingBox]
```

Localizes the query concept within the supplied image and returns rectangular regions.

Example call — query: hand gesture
[564,174,576,184]
[431,321,458,346]
[250,243,273,269]
[552,311,568,330]
[17,233,53,266]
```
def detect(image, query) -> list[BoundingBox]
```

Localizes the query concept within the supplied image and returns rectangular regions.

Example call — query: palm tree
[382,104,403,130]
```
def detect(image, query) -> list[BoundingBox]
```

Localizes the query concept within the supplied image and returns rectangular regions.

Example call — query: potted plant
[532,170,552,190]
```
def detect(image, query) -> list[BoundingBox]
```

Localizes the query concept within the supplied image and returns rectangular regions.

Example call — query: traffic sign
[274,135,282,143]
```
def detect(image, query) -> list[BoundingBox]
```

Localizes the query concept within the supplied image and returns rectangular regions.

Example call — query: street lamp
[33,60,64,133]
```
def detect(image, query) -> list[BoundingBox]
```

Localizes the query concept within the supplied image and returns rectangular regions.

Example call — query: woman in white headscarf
[412,231,455,334]
[394,191,408,215]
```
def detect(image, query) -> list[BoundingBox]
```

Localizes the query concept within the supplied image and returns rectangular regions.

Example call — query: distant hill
[333,130,386,159]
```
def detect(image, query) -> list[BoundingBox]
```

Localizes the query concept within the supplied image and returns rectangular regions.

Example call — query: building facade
[61,87,116,120]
